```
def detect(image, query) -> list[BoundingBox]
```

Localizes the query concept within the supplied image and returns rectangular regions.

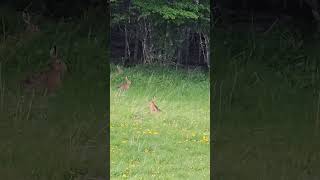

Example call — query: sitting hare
[118,76,131,91]
[21,46,67,95]
[149,97,161,113]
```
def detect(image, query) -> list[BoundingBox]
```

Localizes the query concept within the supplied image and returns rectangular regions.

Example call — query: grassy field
[110,64,210,179]
[0,7,107,179]
[213,27,320,179]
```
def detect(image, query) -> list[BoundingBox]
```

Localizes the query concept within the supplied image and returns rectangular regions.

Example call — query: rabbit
[149,97,161,113]
[118,76,131,91]
[22,11,40,33]
[21,46,67,95]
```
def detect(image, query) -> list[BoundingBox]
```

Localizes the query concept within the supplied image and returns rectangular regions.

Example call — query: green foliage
[111,0,209,65]
[111,0,209,26]
[133,0,209,25]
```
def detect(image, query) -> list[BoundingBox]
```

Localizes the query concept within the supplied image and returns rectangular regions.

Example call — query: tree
[111,0,210,67]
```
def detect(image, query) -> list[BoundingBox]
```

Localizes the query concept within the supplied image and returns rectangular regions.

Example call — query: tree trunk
[124,24,130,65]
[203,33,210,68]
[133,29,139,63]
[185,28,190,65]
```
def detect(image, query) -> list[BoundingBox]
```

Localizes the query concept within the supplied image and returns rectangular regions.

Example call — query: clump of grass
[110,64,210,179]
[213,26,320,179]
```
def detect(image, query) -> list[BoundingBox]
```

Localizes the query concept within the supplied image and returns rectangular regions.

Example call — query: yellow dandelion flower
[201,135,209,144]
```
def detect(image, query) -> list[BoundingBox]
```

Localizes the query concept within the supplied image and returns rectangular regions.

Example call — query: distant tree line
[214,0,320,36]
[111,0,210,68]
[0,0,106,17]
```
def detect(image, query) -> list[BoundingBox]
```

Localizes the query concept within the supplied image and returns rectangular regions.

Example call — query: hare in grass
[118,76,131,91]
[21,46,67,95]
[149,97,161,113]
[22,11,40,33]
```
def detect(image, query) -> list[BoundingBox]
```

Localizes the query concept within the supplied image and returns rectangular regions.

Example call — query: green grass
[110,64,210,179]
[0,7,107,179]
[213,27,320,179]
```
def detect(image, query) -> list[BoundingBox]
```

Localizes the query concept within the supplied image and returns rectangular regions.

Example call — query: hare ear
[22,11,30,23]
[50,45,58,58]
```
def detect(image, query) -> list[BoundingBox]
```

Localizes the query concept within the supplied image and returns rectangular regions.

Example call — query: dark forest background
[214,0,320,37]
[0,0,106,17]
[111,0,210,68]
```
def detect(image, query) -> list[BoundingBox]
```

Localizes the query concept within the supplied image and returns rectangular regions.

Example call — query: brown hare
[21,46,67,95]
[22,11,40,33]
[149,97,161,113]
[118,76,131,91]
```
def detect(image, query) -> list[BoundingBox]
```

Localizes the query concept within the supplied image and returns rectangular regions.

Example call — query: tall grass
[0,7,107,179]
[213,26,320,179]
[110,64,210,179]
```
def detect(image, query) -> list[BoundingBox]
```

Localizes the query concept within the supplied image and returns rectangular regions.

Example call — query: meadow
[110,64,210,179]
[0,7,107,179]
[213,26,320,179]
